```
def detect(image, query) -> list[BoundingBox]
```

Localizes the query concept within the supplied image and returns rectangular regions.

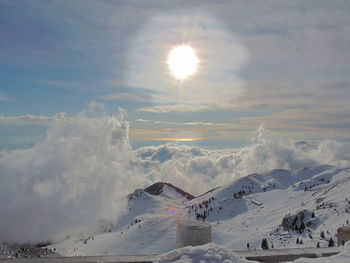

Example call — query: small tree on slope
[261,238,269,250]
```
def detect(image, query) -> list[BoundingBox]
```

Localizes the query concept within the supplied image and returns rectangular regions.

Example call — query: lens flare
[167,205,178,215]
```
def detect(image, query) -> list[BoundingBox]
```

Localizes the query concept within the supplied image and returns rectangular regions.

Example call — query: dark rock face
[127,189,151,201]
[0,243,58,259]
[144,182,194,200]
[282,210,318,232]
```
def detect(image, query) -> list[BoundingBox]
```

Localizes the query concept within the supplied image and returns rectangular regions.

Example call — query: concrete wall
[176,220,211,248]
[337,227,350,246]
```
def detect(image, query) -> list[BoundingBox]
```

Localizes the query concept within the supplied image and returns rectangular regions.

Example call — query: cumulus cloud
[0,103,148,243]
[1,104,350,243]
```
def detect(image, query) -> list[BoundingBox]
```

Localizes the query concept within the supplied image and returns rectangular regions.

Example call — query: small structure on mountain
[337,227,350,246]
[176,220,211,248]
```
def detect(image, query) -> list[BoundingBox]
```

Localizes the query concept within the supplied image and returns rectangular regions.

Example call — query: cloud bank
[1,104,349,243]
[135,127,350,196]
[0,103,147,243]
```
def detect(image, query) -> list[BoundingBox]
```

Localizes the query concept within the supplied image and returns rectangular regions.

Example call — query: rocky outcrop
[144,182,194,200]
[282,210,318,232]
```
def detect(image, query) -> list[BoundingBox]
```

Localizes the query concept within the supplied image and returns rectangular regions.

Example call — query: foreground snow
[154,243,256,263]
[292,242,350,263]
[155,242,350,263]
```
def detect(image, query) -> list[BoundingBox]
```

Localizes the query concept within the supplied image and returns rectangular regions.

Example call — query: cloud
[101,92,154,102]
[135,119,231,126]
[135,126,350,196]
[234,80,350,132]
[183,121,231,126]
[126,12,248,112]
[0,91,12,101]
[118,0,350,134]
[1,104,350,243]
[132,119,235,140]
[139,104,211,113]
[238,109,350,131]
[3,1,349,131]
[0,113,66,126]
[0,113,66,121]
[37,80,105,92]
[37,80,80,90]
[0,103,148,243]
[117,1,350,116]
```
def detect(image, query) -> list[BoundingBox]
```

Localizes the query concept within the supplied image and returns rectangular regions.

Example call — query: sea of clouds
[1,103,349,243]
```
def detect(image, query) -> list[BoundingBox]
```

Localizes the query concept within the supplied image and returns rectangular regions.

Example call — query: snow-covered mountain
[47,164,350,260]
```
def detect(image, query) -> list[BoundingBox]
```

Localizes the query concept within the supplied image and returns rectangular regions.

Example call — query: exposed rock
[282,210,318,231]
[144,182,194,200]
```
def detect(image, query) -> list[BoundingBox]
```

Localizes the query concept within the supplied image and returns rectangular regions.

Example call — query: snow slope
[191,165,350,251]
[50,164,350,262]
[50,189,185,256]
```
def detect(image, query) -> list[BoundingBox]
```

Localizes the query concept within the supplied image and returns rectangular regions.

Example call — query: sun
[167,45,199,81]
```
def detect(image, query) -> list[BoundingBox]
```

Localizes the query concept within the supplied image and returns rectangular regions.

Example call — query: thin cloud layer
[126,12,248,112]
[0,91,11,101]
[0,113,66,122]
[101,92,154,102]
[1,1,350,135]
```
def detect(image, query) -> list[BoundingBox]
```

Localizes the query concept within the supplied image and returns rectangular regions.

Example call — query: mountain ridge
[44,164,350,260]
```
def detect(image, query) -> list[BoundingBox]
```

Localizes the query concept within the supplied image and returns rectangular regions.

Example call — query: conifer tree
[320,231,325,239]
[261,238,269,250]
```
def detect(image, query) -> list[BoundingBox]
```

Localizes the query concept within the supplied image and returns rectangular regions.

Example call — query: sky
[1,0,350,149]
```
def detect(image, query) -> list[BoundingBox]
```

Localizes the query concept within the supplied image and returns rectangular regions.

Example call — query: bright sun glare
[167,45,199,81]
